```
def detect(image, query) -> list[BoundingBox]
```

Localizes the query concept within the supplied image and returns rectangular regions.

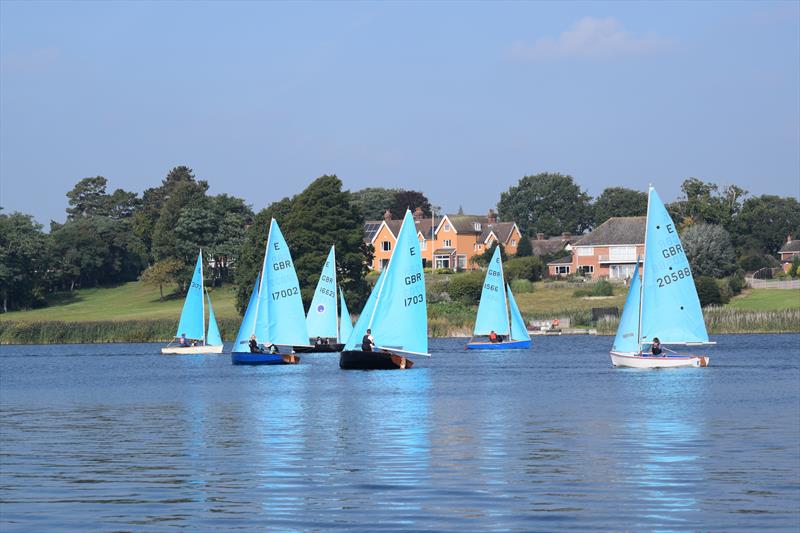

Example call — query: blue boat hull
[466,339,532,350]
[231,352,300,365]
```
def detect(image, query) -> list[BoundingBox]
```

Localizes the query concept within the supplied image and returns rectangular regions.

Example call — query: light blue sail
[262,218,310,346]
[205,292,223,346]
[612,263,641,353]
[473,246,510,335]
[306,246,339,340]
[507,284,530,342]
[339,288,353,342]
[344,269,386,351]
[232,273,260,353]
[175,251,205,341]
[640,187,709,346]
[367,209,429,355]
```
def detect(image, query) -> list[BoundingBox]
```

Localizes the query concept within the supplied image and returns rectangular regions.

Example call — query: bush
[695,276,722,307]
[505,256,544,282]
[717,279,732,304]
[434,268,454,275]
[592,279,614,296]
[510,279,534,294]
[446,272,484,304]
[790,257,800,278]
[738,251,779,272]
[727,270,746,295]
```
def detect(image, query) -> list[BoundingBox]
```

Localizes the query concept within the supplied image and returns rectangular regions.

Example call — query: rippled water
[1,334,799,531]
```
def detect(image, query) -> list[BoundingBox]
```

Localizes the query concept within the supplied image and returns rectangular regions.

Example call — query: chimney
[789,234,794,243]
[536,232,545,241]
[561,232,572,240]
[487,209,498,223]
[413,207,423,220]
[383,209,392,221]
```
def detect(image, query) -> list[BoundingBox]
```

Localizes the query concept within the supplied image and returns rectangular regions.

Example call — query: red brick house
[547,217,645,279]
[779,235,800,272]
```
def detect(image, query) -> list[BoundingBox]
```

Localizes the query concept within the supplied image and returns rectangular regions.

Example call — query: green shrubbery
[446,272,484,304]
[573,279,614,298]
[504,256,544,282]
[510,279,534,294]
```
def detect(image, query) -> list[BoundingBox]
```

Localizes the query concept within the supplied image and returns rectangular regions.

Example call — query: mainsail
[306,246,339,340]
[232,273,260,353]
[639,187,710,347]
[175,251,205,341]
[473,246,510,336]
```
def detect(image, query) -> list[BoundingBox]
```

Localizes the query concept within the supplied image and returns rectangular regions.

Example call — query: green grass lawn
[0,282,240,322]
[725,289,800,311]
[514,282,627,316]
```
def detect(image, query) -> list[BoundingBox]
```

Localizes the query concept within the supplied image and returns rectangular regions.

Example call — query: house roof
[531,235,580,256]
[779,239,800,254]
[573,216,645,247]
[547,255,573,265]
[480,222,517,243]
[364,216,440,243]
[365,213,518,243]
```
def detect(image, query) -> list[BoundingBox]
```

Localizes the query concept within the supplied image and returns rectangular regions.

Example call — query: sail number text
[272,287,299,300]
[320,288,335,298]
[656,267,691,288]
[190,281,201,290]
[661,244,683,259]
[404,294,424,307]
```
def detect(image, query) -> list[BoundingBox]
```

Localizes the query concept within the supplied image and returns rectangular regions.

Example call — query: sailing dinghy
[231,218,310,365]
[340,209,429,370]
[162,251,223,354]
[610,186,713,368]
[466,246,532,350]
[294,245,348,353]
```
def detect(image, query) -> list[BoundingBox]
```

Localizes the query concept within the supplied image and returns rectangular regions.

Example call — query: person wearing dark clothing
[267,343,279,354]
[651,337,663,355]
[249,335,263,353]
[362,329,374,352]
[315,336,324,347]
[179,333,188,347]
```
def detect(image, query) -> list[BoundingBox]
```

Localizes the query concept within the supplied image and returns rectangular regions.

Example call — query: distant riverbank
[2,307,798,344]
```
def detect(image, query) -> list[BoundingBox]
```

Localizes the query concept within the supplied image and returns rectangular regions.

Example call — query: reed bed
[594,308,800,336]
[0,318,242,345]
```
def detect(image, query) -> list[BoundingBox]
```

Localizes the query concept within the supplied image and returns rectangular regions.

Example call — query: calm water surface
[1,334,799,531]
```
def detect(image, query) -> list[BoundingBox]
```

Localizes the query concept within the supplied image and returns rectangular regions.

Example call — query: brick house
[547,217,645,279]
[779,235,800,272]
[364,208,522,271]
[530,232,581,258]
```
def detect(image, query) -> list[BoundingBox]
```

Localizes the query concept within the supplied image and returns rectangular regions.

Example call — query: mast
[332,245,339,343]
[251,219,274,340]
[637,186,651,353]
[201,249,206,345]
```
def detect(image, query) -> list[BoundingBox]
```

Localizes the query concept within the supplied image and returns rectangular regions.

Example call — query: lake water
[1,334,798,531]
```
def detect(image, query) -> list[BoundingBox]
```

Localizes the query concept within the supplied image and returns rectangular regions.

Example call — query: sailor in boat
[315,336,327,347]
[489,330,499,343]
[248,335,263,353]
[179,333,188,348]
[362,329,374,352]
[651,337,663,355]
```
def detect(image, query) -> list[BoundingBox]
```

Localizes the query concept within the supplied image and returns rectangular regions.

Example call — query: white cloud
[511,17,672,61]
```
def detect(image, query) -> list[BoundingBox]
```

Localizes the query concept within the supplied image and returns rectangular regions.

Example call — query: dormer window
[444,223,451,232]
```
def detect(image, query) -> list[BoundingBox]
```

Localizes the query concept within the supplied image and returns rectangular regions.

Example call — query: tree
[593,187,647,226]
[497,172,592,236]
[733,195,800,255]
[504,256,544,282]
[66,176,110,219]
[235,176,372,314]
[790,257,800,279]
[682,223,736,278]
[390,190,431,219]
[140,258,185,300]
[473,242,506,268]
[0,212,49,311]
[695,276,722,307]
[349,187,399,220]
[515,236,533,257]
[669,178,747,229]
[151,180,209,262]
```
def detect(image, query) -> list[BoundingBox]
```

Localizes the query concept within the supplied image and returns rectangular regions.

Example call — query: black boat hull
[293,343,345,353]
[339,350,414,370]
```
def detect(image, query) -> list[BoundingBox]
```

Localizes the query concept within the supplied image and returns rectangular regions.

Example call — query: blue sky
[1,0,798,225]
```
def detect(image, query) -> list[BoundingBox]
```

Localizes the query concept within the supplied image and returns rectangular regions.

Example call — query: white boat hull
[610,351,709,369]
[162,345,224,355]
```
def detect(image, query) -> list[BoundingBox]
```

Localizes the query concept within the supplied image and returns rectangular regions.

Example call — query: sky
[1,0,798,225]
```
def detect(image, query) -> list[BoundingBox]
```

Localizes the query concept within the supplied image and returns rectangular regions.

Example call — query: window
[379,258,390,270]
[555,265,570,274]
[420,238,427,250]
[576,247,594,256]
[474,222,481,231]
[443,239,452,247]
[457,255,467,269]
[611,263,637,279]
[381,241,392,252]
[434,255,451,269]
[511,239,517,246]
[444,223,451,232]
[578,265,594,276]
[609,246,637,262]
